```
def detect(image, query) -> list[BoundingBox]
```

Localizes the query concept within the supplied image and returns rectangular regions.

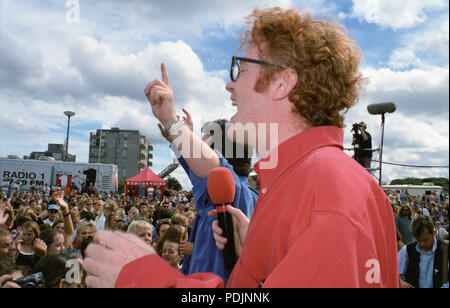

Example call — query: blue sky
[0,0,448,190]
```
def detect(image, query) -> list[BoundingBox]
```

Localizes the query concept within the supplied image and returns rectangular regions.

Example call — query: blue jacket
[177,150,257,284]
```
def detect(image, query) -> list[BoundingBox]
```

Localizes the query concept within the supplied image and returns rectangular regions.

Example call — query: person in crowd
[111,220,128,232]
[87,199,101,221]
[0,265,31,288]
[104,211,121,230]
[419,202,430,217]
[138,184,146,199]
[0,203,14,231]
[125,207,139,224]
[174,204,186,216]
[398,216,448,288]
[0,230,18,263]
[147,186,155,201]
[86,183,95,197]
[42,204,60,226]
[64,183,71,196]
[43,184,50,197]
[32,253,84,288]
[39,229,66,255]
[156,225,183,270]
[155,218,172,242]
[52,219,65,233]
[154,186,161,201]
[127,220,153,247]
[435,221,449,241]
[395,204,416,245]
[11,181,22,196]
[160,201,172,211]
[52,191,75,252]
[0,264,30,278]
[95,201,115,232]
[80,236,94,259]
[82,7,399,288]
[74,221,97,251]
[155,207,173,224]
[136,202,152,222]
[1,179,10,198]
[70,210,80,232]
[170,213,189,241]
[16,221,46,269]
[185,210,196,236]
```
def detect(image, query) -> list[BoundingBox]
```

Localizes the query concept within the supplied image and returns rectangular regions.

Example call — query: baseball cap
[48,204,60,211]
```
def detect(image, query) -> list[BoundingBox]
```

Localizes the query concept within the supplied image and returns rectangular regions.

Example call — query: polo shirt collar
[254,126,344,191]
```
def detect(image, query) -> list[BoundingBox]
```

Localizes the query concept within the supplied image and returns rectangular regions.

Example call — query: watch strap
[164,119,185,136]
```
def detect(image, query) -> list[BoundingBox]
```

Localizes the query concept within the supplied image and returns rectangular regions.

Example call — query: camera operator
[352,121,372,169]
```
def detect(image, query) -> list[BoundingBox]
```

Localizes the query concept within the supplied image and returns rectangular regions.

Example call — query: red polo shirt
[115,126,400,288]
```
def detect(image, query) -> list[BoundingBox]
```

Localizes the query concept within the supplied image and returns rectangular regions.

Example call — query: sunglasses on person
[230,56,286,82]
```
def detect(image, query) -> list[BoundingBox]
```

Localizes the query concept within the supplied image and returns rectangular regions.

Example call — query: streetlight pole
[64,111,76,161]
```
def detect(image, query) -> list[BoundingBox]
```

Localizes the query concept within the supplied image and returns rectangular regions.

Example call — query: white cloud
[360,66,449,118]
[388,16,449,69]
[351,0,447,30]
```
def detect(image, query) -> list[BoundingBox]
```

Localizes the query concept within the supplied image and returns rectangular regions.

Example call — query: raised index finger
[161,63,170,87]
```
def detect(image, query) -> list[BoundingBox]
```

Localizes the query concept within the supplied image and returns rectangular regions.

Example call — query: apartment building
[89,127,153,180]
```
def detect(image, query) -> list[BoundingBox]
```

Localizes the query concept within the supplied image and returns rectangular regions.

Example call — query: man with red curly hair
[83,7,399,288]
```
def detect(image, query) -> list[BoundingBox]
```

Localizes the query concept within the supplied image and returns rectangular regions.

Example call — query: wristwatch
[163,119,185,137]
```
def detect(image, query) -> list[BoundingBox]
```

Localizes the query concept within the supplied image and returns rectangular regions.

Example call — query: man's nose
[225,80,234,93]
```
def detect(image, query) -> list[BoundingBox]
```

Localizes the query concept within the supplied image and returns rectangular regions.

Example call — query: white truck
[0,158,118,193]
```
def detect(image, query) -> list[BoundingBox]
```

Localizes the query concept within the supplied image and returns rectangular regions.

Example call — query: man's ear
[58,278,67,288]
[272,68,298,101]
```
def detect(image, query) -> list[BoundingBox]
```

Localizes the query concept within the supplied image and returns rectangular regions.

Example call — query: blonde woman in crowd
[126,207,139,224]
[74,220,97,250]
[127,220,153,247]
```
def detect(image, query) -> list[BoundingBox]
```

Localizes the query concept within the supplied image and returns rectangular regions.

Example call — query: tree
[167,177,182,192]
[118,179,125,194]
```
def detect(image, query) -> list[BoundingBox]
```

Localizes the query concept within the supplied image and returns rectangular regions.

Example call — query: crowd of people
[0,184,197,288]
[389,189,448,246]
[0,182,447,288]
[387,189,449,288]
[1,5,448,288]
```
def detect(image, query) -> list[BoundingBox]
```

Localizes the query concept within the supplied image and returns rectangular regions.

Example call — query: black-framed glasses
[230,56,286,82]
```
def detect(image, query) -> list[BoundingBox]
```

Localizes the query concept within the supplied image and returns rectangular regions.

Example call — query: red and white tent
[124,168,167,199]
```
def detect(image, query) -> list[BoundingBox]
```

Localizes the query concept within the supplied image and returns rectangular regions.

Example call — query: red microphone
[207,167,237,272]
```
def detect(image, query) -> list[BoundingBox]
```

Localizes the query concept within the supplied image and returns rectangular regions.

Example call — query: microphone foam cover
[367,102,396,115]
[207,167,235,204]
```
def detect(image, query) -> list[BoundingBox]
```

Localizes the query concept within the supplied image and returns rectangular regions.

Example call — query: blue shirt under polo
[175,149,257,285]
